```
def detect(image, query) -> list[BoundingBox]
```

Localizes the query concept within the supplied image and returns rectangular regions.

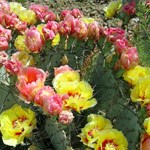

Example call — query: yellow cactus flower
[37,24,46,39]
[131,76,150,105]
[52,71,80,92]
[65,96,97,113]
[62,81,93,99]
[11,51,35,67]
[0,104,37,147]
[79,114,113,148]
[18,10,37,25]
[80,17,95,24]
[95,129,128,150]
[9,2,26,16]
[123,65,150,86]
[14,35,29,51]
[58,81,97,113]
[144,117,150,135]
[52,33,60,47]
[104,0,122,18]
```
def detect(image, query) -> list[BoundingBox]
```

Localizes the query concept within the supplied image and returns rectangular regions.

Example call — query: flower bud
[42,21,59,40]
[140,134,150,150]
[0,37,8,51]
[72,20,88,40]
[120,47,139,69]
[59,15,76,36]
[87,21,100,40]
[29,4,49,21]
[103,27,125,42]
[44,11,56,22]
[34,86,55,107]
[123,1,136,15]
[43,94,64,116]
[4,59,22,75]
[58,110,74,125]
[25,27,44,53]
[114,38,130,54]
[60,10,72,20]
[71,8,83,18]
[0,51,8,66]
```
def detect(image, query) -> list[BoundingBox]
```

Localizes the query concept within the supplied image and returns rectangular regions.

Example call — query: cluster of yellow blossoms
[79,114,128,150]
[52,65,97,113]
[123,65,150,149]
[9,2,37,25]
[123,65,150,105]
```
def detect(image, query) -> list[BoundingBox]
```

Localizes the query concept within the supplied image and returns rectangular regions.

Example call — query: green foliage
[133,1,150,66]
[45,118,71,150]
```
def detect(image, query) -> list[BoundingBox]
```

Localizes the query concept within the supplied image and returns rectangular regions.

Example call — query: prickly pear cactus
[0,0,149,150]
[45,118,71,150]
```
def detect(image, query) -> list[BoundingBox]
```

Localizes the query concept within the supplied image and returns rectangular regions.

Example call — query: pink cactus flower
[140,134,150,150]
[0,11,4,24]
[72,20,88,40]
[44,11,56,22]
[146,104,150,117]
[59,15,76,36]
[2,13,17,28]
[16,67,48,102]
[60,10,72,20]
[103,27,125,42]
[14,19,27,33]
[114,38,130,54]
[0,25,12,41]
[4,59,22,75]
[29,4,49,21]
[71,8,83,18]
[34,86,55,107]
[123,1,136,15]
[120,47,139,70]
[0,51,8,66]
[58,110,74,125]
[59,20,71,36]
[0,0,10,14]
[65,15,77,33]
[43,94,64,116]
[25,27,44,53]
[146,0,150,7]
[0,37,8,51]
[42,21,59,40]
[87,21,100,40]
[54,65,73,76]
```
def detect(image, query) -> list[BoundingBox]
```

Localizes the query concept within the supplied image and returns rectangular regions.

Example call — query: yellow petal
[52,33,60,47]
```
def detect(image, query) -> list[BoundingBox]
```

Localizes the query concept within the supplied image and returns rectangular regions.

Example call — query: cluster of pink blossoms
[24,10,101,53]
[0,1,27,33]
[0,58,97,124]
[103,27,139,70]
[15,66,76,125]
[1,63,96,126]
[0,1,139,71]
[0,25,11,50]
[29,4,56,22]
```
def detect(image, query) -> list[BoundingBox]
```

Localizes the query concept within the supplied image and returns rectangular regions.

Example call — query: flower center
[12,116,28,136]
[105,143,117,150]
[102,140,117,150]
